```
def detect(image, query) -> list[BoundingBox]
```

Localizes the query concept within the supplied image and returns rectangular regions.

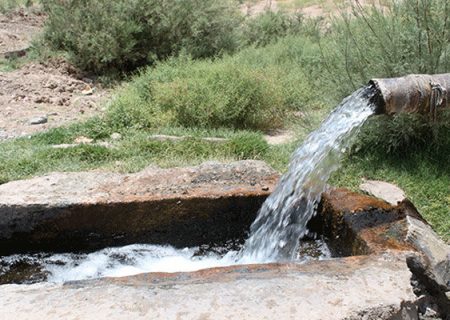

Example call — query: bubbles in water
[0,240,330,283]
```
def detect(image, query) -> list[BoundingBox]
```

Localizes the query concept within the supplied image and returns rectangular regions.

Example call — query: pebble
[29,116,48,125]
[110,133,122,140]
[81,87,95,96]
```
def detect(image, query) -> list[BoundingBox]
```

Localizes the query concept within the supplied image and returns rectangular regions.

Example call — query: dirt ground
[0,10,107,140]
[0,8,43,55]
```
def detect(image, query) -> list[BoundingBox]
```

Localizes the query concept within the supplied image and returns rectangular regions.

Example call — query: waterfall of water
[240,86,377,262]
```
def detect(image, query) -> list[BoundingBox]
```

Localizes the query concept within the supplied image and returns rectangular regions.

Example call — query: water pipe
[369,73,450,119]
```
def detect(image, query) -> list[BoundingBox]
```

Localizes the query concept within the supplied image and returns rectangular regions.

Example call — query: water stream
[240,86,376,262]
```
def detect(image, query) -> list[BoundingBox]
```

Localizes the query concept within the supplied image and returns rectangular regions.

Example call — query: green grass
[0,119,272,184]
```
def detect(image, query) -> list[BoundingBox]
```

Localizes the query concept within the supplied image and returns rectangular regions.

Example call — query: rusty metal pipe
[369,73,450,117]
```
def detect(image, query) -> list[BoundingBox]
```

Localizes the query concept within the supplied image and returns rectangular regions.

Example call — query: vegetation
[321,0,450,96]
[41,0,242,73]
[0,0,38,13]
[0,0,448,239]
[106,37,326,131]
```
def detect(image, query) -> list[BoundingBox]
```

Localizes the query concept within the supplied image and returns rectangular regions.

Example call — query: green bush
[353,111,450,158]
[108,56,287,131]
[41,0,242,73]
[321,0,450,96]
[107,32,328,132]
[241,10,320,47]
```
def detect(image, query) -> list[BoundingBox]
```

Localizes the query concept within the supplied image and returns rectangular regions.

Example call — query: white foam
[45,244,242,283]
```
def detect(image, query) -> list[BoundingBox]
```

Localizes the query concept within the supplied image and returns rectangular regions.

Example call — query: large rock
[0,161,279,255]
[313,188,411,256]
[0,254,418,320]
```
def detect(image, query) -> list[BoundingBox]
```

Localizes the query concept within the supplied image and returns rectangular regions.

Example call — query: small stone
[110,133,122,141]
[360,180,406,205]
[262,186,269,191]
[29,116,48,125]
[81,87,95,96]
[82,77,94,84]
[74,136,93,144]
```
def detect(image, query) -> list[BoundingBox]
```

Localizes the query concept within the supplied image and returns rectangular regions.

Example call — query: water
[0,240,330,284]
[240,86,376,262]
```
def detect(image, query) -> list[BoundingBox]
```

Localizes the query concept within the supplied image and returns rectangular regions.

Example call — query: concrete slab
[1,254,418,320]
[0,161,279,254]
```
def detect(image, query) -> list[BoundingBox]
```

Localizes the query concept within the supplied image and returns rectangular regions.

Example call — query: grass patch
[0,121,270,183]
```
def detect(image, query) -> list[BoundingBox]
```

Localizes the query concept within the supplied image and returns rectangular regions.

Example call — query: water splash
[0,240,331,283]
[240,86,376,262]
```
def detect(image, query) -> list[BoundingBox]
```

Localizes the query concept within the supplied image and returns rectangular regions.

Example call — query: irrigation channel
[0,86,378,283]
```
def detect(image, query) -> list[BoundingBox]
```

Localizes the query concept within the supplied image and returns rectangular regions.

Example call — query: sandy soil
[0,8,43,55]
[242,0,386,18]
[0,10,107,140]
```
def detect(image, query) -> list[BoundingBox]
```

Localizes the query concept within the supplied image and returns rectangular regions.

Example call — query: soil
[0,8,43,55]
[0,10,108,140]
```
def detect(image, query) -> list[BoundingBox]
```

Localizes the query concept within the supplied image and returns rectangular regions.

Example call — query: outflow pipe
[369,73,450,118]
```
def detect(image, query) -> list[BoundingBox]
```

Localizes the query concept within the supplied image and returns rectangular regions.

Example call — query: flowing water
[0,240,331,283]
[239,86,376,262]
[0,86,376,284]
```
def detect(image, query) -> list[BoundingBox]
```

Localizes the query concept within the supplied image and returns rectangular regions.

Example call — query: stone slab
[0,161,279,254]
[0,254,418,320]
[360,180,406,205]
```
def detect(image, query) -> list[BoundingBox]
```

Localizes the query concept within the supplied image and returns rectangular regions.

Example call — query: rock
[74,136,93,144]
[0,161,279,254]
[110,132,122,140]
[0,130,7,139]
[51,144,78,149]
[360,180,406,205]
[315,188,410,256]
[148,134,227,143]
[404,202,450,290]
[81,87,95,96]
[263,130,295,145]
[0,254,418,320]
[33,96,52,104]
[29,116,47,125]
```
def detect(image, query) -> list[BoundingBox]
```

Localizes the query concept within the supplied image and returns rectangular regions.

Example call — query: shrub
[241,10,320,47]
[106,30,331,132]
[320,0,450,97]
[108,55,287,131]
[352,110,450,160]
[41,0,242,73]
